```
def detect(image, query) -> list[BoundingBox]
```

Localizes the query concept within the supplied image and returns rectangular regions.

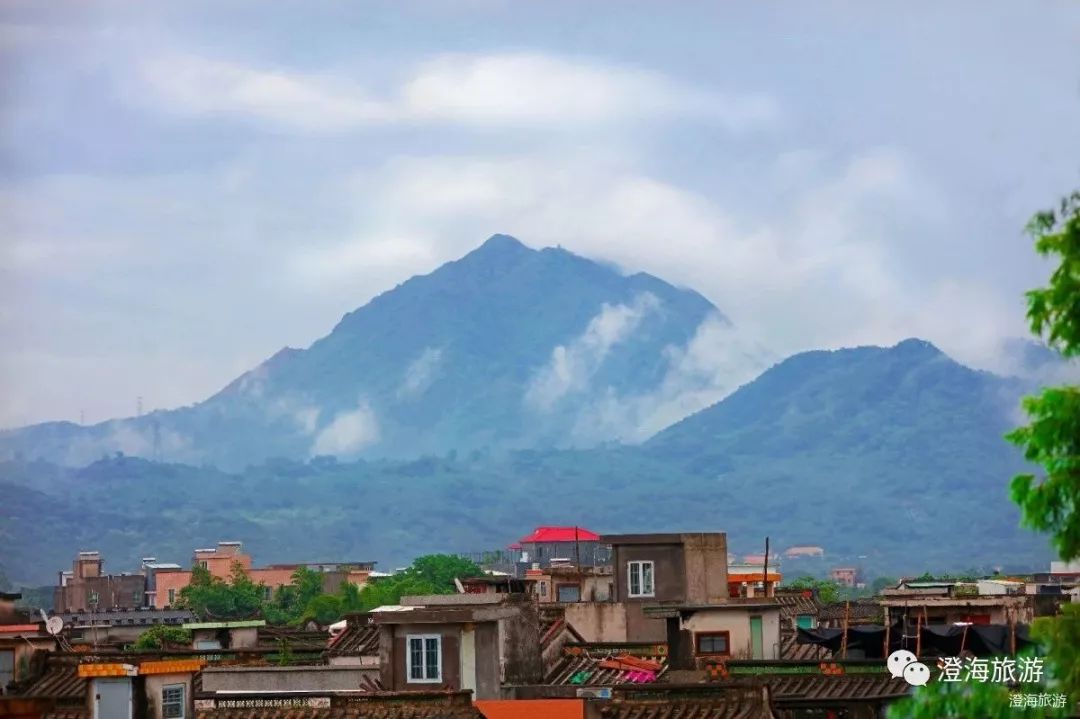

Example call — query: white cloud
[136,55,392,131]
[311,401,380,456]
[525,293,660,412]
[570,314,772,444]
[292,407,321,436]
[398,347,443,399]
[134,51,779,132]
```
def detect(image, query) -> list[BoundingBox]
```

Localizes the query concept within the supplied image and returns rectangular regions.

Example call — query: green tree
[177,563,265,620]
[302,594,345,626]
[890,192,1080,717]
[409,554,484,591]
[783,576,841,604]
[871,576,897,593]
[133,625,192,650]
[1007,192,1080,560]
[262,567,326,625]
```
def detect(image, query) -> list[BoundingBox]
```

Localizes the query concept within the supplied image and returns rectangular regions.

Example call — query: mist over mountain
[1,235,766,469]
[1,338,1050,586]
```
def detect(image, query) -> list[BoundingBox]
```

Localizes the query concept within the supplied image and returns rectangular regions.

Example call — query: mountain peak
[892,337,945,359]
[478,233,530,254]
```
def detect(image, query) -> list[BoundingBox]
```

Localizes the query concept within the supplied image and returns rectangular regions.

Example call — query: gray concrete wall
[500,601,542,687]
[200,666,379,692]
[564,603,628,643]
[624,602,667,643]
[682,533,729,604]
[612,544,685,603]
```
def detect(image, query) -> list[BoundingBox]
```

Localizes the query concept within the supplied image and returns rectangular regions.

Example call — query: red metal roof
[519,527,600,544]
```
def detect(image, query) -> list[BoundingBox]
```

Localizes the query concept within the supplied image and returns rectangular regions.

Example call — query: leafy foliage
[1007,192,1080,562]
[133,625,192,650]
[891,192,1080,718]
[1031,603,1080,700]
[177,564,264,620]
[782,576,842,604]
[886,669,1068,719]
[174,555,481,626]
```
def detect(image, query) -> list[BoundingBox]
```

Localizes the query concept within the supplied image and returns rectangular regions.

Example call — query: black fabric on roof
[919,624,1034,657]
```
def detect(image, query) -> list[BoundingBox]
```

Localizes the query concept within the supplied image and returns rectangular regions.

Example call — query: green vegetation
[178,564,264,620]
[133,625,192,650]
[782,576,842,604]
[1007,192,1080,561]
[177,555,482,626]
[889,193,1080,718]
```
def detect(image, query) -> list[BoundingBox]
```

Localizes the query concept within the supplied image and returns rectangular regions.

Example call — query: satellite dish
[45,616,64,636]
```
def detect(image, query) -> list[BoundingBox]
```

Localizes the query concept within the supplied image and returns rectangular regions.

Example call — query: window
[87,590,99,606]
[167,588,176,605]
[695,631,730,656]
[199,560,208,569]
[162,683,185,718]
[406,634,442,683]
[538,581,548,598]
[263,585,273,600]
[133,590,142,605]
[556,584,581,602]
[627,561,654,598]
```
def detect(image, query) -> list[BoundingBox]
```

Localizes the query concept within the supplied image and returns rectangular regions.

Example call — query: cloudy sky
[2,0,1079,428]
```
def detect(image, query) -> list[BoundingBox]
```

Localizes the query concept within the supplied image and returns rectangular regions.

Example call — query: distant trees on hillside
[177,554,483,626]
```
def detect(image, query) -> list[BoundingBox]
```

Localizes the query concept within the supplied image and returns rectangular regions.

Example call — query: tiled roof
[818,600,883,623]
[699,665,911,704]
[751,674,911,702]
[326,624,380,656]
[779,631,830,661]
[773,593,821,619]
[519,527,600,544]
[539,615,584,650]
[600,685,777,719]
[259,626,332,652]
[17,663,87,699]
[545,649,668,686]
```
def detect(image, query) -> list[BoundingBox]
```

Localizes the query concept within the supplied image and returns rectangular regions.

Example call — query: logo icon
[888,649,930,686]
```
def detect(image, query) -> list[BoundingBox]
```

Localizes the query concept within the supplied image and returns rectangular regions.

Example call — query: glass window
[696,632,730,655]
[162,683,185,718]
[167,588,175,605]
[406,634,442,682]
[628,561,655,598]
[557,584,581,602]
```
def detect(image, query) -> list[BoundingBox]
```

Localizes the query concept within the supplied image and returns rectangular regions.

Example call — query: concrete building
[0,593,57,693]
[726,563,781,599]
[600,532,729,642]
[513,526,608,571]
[829,567,858,588]
[371,594,542,700]
[54,552,147,612]
[650,599,784,664]
[523,564,614,603]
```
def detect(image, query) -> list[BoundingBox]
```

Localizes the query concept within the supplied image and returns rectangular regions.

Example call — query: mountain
[1,235,748,469]
[644,339,1043,563]
[1,339,1051,586]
